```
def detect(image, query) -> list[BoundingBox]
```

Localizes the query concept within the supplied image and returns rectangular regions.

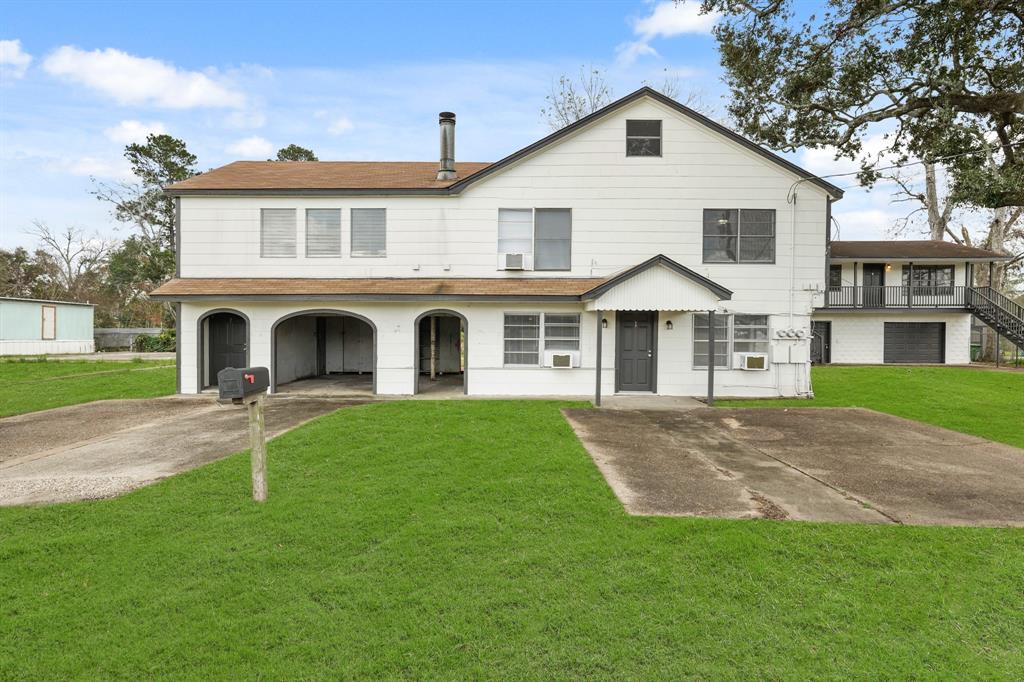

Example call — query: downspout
[788,190,798,327]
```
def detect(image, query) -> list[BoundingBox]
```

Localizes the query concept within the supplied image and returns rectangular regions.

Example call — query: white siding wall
[180,98,830,318]
[0,340,94,355]
[180,301,808,398]
[813,312,971,364]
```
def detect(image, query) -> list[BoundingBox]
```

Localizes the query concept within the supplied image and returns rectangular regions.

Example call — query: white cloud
[618,2,718,67]
[226,136,274,158]
[103,119,167,144]
[51,155,131,180]
[42,46,245,109]
[615,41,659,67]
[327,116,354,135]
[225,109,267,129]
[0,39,33,80]
[633,1,718,39]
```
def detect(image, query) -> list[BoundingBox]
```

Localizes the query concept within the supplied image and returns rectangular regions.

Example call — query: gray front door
[811,321,831,364]
[863,264,885,307]
[616,312,656,391]
[207,312,247,386]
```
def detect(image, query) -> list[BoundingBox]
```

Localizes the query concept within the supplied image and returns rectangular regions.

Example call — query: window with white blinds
[498,209,533,255]
[534,209,571,270]
[260,208,296,257]
[305,209,341,257]
[351,208,386,257]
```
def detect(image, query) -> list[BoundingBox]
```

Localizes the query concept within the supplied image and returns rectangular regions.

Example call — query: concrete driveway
[0,396,368,506]
[564,407,1024,527]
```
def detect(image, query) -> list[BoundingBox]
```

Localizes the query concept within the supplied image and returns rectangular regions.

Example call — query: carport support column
[706,309,716,407]
[594,310,603,407]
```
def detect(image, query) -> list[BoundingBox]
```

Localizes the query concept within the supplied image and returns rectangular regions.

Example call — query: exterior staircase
[966,287,1024,351]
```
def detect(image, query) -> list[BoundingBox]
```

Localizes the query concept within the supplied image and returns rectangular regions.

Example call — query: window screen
[544,314,580,350]
[305,209,341,257]
[902,265,954,294]
[351,208,386,257]
[693,313,730,368]
[534,209,571,270]
[829,264,843,289]
[498,209,533,255]
[702,209,776,263]
[260,208,296,257]
[626,119,662,156]
[504,314,540,365]
[733,315,769,354]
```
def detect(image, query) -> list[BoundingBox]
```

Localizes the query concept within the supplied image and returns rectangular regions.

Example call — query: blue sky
[1,0,910,250]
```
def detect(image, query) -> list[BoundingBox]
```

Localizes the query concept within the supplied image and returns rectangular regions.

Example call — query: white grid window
[693,313,730,369]
[544,314,580,350]
[503,314,540,365]
[733,315,769,354]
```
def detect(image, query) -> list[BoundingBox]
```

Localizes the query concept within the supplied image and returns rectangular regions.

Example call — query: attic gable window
[626,119,662,156]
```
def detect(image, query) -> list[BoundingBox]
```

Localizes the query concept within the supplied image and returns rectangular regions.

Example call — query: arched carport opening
[414,309,467,395]
[271,310,376,395]
[197,309,250,390]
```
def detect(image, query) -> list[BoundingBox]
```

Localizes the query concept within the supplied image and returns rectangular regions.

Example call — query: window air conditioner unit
[738,353,769,371]
[498,253,533,271]
[544,350,581,368]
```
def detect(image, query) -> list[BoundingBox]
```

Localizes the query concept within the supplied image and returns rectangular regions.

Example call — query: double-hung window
[260,208,297,257]
[829,264,843,289]
[305,209,342,257]
[702,209,776,263]
[693,314,770,369]
[351,208,386,257]
[497,208,572,270]
[503,313,580,365]
[902,264,954,295]
[626,120,662,156]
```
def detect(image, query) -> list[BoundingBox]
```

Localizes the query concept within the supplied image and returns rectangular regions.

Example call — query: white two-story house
[152,87,1018,401]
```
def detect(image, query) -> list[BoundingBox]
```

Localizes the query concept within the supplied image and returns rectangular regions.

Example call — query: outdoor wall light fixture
[885,263,893,272]
[665,320,674,330]
[601,318,608,329]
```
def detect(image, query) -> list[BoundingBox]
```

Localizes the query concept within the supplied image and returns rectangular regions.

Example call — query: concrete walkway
[0,395,368,506]
[564,406,1024,527]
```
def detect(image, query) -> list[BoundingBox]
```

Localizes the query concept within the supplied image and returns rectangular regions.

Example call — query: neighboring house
[0,297,95,355]
[150,87,1020,400]
[812,241,1016,364]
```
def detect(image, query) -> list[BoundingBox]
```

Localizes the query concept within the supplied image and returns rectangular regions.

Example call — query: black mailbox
[217,367,270,403]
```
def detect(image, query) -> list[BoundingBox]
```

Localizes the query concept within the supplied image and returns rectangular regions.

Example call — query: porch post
[706,309,716,406]
[594,310,603,407]
[853,262,859,307]
[907,262,913,308]
[989,261,994,287]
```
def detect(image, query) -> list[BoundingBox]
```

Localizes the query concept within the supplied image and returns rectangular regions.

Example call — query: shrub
[133,328,176,352]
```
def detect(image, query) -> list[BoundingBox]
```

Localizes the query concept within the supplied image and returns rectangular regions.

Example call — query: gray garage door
[883,322,945,363]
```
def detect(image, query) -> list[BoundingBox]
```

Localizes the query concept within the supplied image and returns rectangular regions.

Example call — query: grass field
[0,358,176,417]
[2,400,1022,679]
[719,366,1024,449]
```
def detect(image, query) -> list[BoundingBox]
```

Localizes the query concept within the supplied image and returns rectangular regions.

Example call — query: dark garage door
[884,322,945,364]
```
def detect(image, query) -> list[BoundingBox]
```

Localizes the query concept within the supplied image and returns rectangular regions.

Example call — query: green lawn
[0,359,176,417]
[2,400,1022,678]
[719,366,1024,449]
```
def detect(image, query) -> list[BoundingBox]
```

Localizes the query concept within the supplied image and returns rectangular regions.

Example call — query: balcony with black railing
[822,285,969,309]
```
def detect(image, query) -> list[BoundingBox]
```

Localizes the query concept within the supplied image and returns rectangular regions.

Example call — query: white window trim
[497,208,572,271]
[304,208,343,258]
[702,208,777,265]
[351,207,387,258]
[692,313,771,370]
[259,208,297,258]
[503,312,581,367]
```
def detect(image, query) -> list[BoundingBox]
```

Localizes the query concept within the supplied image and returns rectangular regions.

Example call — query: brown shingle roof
[150,277,604,299]
[167,161,492,192]
[831,240,1010,261]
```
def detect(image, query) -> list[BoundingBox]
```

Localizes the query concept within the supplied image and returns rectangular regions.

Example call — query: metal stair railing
[966,286,1024,349]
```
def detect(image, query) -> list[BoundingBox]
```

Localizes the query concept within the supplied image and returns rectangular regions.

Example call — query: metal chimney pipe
[437,112,456,181]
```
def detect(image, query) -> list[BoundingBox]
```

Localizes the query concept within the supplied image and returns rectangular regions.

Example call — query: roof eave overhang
[581,254,733,302]
[150,293,586,302]
[830,256,1012,263]
[165,187,455,197]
